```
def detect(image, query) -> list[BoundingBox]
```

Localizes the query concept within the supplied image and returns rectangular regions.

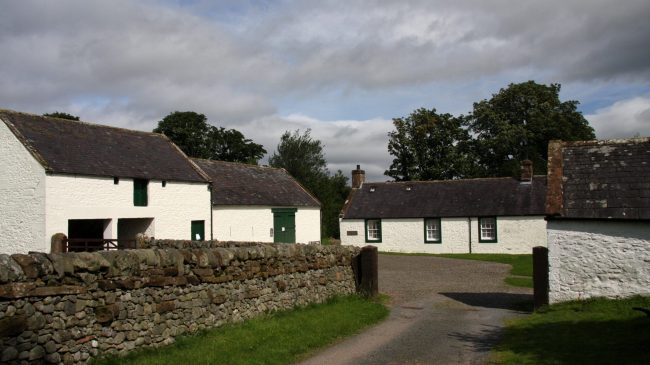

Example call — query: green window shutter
[133,179,149,206]
[365,219,382,243]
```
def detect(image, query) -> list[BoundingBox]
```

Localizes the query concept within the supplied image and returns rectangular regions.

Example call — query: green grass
[91,295,389,365]
[492,296,650,364]
[381,252,533,288]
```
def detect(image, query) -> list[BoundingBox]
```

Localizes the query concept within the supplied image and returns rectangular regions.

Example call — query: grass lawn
[91,295,389,365]
[492,296,650,364]
[381,252,533,288]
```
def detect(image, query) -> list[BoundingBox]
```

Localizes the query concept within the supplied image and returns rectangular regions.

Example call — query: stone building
[546,137,650,303]
[0,110,212,254]
[339,163,547,254]
[193,159,321,244]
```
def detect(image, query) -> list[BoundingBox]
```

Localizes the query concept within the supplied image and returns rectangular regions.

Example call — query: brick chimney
[520,160,533,182]
[351,165,365,189]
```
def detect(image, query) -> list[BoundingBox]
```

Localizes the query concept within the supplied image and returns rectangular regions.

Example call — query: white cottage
[0,109,212,254]
[339,164,547,254]
[193,159,321,244]
[546,138,650,303]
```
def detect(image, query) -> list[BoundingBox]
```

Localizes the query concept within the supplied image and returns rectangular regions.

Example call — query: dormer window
[369,187,376,192]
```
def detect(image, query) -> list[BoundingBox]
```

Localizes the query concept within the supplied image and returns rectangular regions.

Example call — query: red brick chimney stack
[520,160,533,182]
[352,164,365,189]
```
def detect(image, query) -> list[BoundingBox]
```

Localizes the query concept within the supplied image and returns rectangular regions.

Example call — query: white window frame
[424,218,441,243]
[479,217,497,243]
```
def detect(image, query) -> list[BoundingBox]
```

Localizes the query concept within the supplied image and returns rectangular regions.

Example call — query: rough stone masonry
[0,240,360,364]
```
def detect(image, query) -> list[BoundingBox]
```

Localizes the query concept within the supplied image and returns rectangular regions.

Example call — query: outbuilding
[0,110,212,253]
[546,138,650,303]
[193,159,321,244]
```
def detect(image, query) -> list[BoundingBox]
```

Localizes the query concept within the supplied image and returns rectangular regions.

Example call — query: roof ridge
[556,137,650,147]
[364,176,546,185]
[0,108,164,138]
[193,158,282,171]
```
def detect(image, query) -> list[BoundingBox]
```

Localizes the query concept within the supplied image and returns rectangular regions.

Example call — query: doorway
[272,208,296,243]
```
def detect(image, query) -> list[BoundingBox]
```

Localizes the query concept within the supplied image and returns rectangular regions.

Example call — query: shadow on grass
[440,292,533,312]
[494,317,650,364]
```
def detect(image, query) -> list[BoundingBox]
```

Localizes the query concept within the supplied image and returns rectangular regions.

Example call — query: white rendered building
[340,164,547,254]
[193,159,321,244]
[546,138,650,303]
[0,110,212,254]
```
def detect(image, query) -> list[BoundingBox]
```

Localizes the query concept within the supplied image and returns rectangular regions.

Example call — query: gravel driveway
[298,254,532,365]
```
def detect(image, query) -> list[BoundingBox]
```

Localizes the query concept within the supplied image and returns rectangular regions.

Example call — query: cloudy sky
[2,0,650,181]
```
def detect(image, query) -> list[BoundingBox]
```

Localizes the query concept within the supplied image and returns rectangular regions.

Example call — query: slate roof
[341,176,547,219]
[546,138,650,220]
[0,109,209,183]
[193,159,321,207]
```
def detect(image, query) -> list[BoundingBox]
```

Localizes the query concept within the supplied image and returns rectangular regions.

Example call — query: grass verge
[91,295,389,365]
[381,252,533,288]
[492,296,650,364]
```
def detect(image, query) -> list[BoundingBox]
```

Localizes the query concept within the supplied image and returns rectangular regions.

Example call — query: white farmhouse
[0,110,212,254]
[546,138,650,303]
[339,163,547,254]
[193,159,321,244]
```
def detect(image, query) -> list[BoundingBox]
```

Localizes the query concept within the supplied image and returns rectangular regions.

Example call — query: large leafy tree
[269,129,350,239]
[43,112,79,120]
[467,81,595,177]
[154,111,266,164]
[385,108,474,181]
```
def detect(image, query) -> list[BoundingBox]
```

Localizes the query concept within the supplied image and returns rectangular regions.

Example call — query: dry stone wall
[0,241,360,364]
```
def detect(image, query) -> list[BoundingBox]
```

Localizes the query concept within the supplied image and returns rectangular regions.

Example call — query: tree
[269,129,328,190]
[385,108,475,181]
[153,111,266,164]
[467,81,595,176]
[269,129,350,239]
[43,112,79,120]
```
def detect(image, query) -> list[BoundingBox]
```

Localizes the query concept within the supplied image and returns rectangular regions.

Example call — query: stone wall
[547,219,650,303]
[0,241,360,364]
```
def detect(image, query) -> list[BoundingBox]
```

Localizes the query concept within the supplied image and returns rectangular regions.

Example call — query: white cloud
[225,114,394,182]
[586,96,650,139]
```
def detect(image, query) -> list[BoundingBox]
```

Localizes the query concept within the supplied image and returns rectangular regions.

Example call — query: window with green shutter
[365,219,382,243]
[133,179,149,206]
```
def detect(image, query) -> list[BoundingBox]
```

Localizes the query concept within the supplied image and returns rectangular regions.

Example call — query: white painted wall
[340,216,546,254]
[213,206,321,244]
[0,122,46,254]
[45,175,211,247]
[548,220,650,303]
[295,207,321,243]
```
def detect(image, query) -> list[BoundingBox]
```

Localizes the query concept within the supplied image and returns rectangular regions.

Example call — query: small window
[114,177,119,185]
[162,180,167,187]
[365,219,382,243]
[424,218,441,243]
[133,179,149,206]
[479,217,497,243]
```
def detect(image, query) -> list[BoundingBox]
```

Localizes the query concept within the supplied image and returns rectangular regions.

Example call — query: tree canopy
[269,129,349,239]
[385,81,596,180]
[385,108,474,181]
[467,81,595,177]
[153,111,266,164]
[43,112,79,120]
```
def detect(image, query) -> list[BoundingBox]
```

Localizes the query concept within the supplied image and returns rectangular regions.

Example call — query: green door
[272,208,296,243]
[191,220,205,241]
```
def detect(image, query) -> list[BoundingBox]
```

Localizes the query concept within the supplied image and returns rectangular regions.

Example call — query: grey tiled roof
[0,109,209,183]
[546,138,650,220]
[341,176,547,219]
[193,159,321,207]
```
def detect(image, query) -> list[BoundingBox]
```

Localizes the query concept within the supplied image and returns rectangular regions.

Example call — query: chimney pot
[520,160,533,182]
[352,164,365,189]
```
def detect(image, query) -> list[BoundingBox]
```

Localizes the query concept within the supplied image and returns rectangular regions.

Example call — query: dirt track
[297,254,532,365]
